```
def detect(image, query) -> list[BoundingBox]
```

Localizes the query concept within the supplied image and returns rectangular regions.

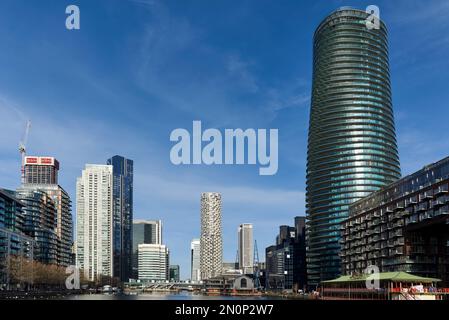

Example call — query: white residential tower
[76,164,113,281]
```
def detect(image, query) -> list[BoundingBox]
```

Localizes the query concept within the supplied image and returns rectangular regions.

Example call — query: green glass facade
[306,8,401,287]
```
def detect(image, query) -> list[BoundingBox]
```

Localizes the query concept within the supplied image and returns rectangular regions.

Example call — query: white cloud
[398,128,449,176]
[130,1,310,129]
[388,0,449,25]
[226,54,259,93]
[135,171,304,211]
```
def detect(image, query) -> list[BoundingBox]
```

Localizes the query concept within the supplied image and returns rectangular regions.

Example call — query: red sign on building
[25,156,55,166]
[25,157,38,164]
[40,157,53,165]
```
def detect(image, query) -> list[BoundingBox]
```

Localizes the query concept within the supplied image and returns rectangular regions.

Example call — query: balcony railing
[394,201,405,211]
[416,203,428,212]
[405,197,418,207]
[385,206,394,213]
[435,184,449,196]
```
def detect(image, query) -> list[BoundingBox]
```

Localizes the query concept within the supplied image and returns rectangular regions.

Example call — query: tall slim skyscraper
[190,238,201,282]
[238,223,254,274]
[200,192,223,280]
[107,155,133,282]
[76,164,113,281]
[132,220,162,279]
[306,8,401,286]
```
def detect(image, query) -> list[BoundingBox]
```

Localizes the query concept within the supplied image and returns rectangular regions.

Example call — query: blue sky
[1,0,449,280]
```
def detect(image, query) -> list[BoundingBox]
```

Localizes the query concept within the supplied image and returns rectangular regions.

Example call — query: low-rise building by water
[320,272,445,300]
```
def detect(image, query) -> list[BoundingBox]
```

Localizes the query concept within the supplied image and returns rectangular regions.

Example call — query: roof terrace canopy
[321,272,441,284]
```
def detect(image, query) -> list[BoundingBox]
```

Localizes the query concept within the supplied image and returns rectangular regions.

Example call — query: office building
[266,217,307,291]
[169,265,180,282]
[306,8,401,286]
[138,244,169,282]
[200,192,223,280]
[190,238,201,282]
[107,155,133,282]
[132,219,162,279]
[76,164,113,281]
[340,156,449,286]
[0,189,34,287]
[238,223,254,274]
[133,220,162,246]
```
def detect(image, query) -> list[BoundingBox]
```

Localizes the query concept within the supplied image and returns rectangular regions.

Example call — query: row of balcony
[344,253,444,268]
[343,239,405,255]
[406,206,449,225]
[344,229,406,244]
[351,184,448,221]
[345,203,449,243]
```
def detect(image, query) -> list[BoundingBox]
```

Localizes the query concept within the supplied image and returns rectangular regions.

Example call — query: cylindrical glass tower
[306,8,401,287]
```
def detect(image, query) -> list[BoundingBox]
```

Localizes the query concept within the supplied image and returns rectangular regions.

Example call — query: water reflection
[68,292,275,300]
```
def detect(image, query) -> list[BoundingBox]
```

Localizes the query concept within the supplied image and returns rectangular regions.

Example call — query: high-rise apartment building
[21,156,72,266]
[41,186,72,266]
[15,188,58,265]
[341,156,449,286]
[138,244,169,282]
[0,189,34,286]
[306,8,401,286]
[238,223,254,274]
[200,192,223,280]
[190,238,201,282]
[19,184,72,266]
[107,155,133,282]
[24,156,59,185]
[76,164,113,281]
[132,220,162,279]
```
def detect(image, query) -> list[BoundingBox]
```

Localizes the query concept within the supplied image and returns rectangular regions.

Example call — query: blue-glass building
[306,8,401,287]
[107,155,133,282]
[0,189,34,288]
[132,220,162,279]
[15,188,58,265]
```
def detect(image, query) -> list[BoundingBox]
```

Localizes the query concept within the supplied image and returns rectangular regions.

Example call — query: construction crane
[253,239,261,290]
[19,120,31,184]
